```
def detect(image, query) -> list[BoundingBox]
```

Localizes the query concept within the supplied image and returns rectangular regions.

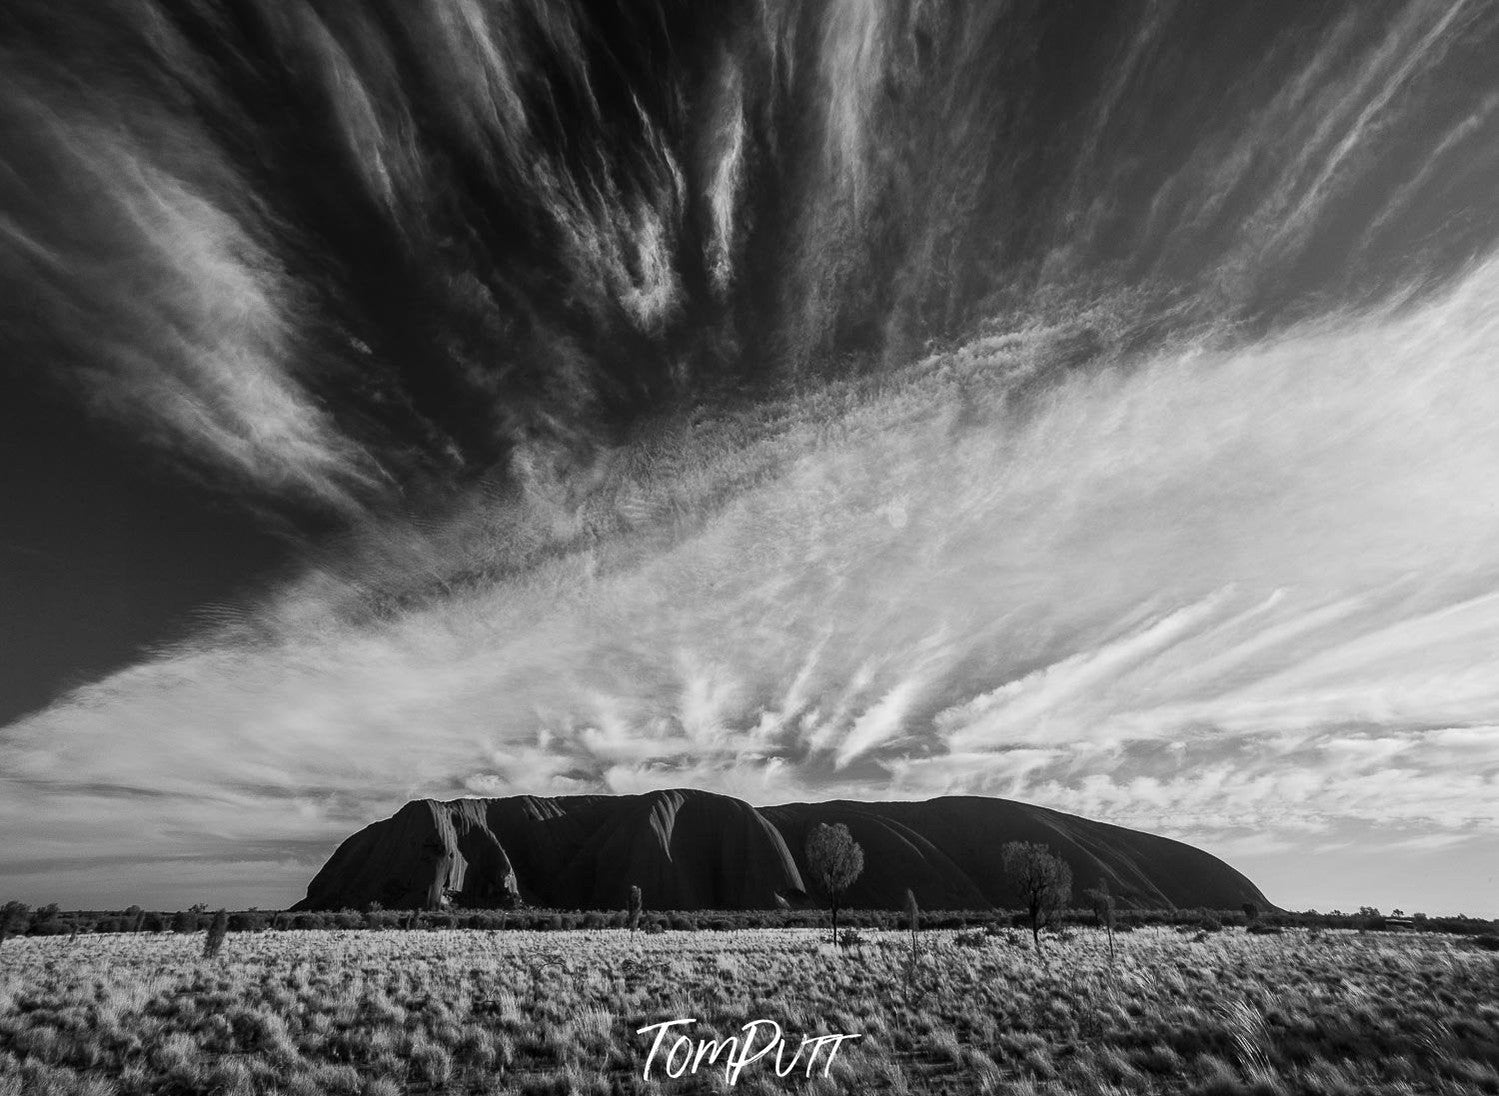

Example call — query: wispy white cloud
[702,51,748,293]
[0,85,379,507]
[817,0,890,201]
[1271,0,1476,247]
[1126,1,1498,303]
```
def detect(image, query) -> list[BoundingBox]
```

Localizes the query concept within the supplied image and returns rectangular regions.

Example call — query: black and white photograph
[2,1,1497,1093]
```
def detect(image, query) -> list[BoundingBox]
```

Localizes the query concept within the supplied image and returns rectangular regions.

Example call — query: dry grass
[1,927,1496,1094]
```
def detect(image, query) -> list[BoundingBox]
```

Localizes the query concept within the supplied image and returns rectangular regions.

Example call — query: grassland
[1,926,1496,1095]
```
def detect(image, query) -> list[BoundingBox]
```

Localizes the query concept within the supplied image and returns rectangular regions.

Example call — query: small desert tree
[1002,841,1073,952]
[1085,877,1117,962]
[627,885,643,934]
[0,902,29,948]
[806,823,864,946]
[203,909,229,959]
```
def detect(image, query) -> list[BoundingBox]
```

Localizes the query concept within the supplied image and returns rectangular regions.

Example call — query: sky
[2,0,1498,915]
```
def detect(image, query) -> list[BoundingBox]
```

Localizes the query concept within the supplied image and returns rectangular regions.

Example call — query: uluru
[296,789,1271,913]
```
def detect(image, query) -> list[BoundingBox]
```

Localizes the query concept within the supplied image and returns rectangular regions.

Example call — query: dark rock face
[296,789,1271,912]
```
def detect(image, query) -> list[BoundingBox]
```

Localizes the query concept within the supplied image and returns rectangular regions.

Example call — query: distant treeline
[2,900,1495,939]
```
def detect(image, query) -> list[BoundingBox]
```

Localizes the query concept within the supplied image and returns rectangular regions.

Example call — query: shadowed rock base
[296,789,1272,913]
